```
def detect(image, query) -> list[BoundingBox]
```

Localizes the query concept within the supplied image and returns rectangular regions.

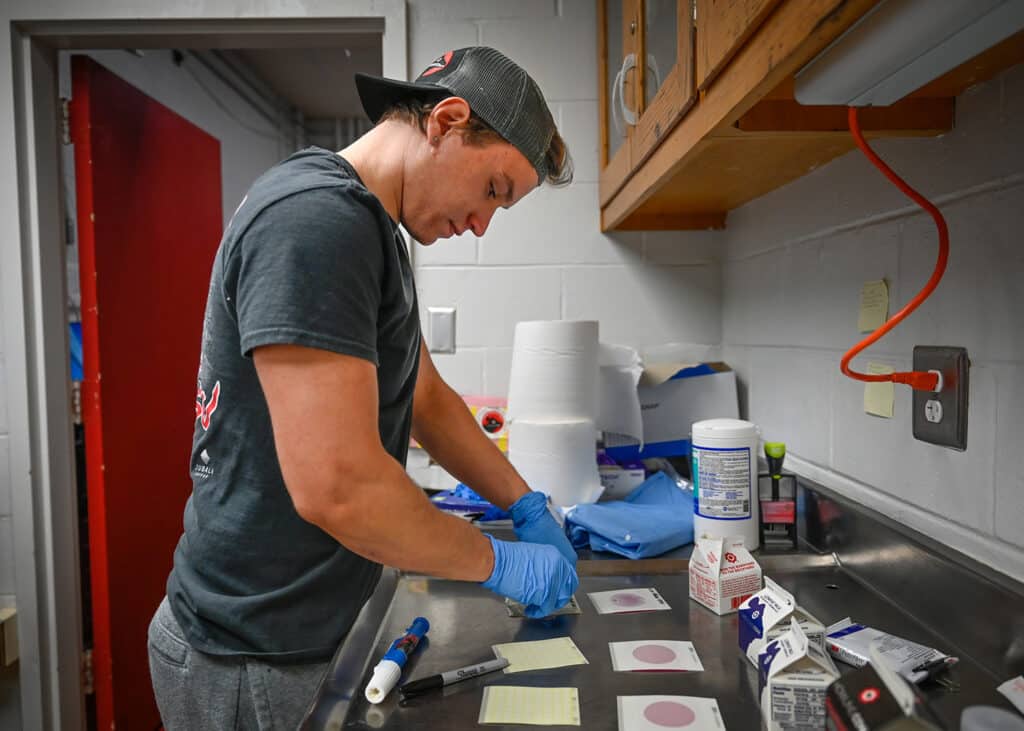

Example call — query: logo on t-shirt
[195,379,221,431]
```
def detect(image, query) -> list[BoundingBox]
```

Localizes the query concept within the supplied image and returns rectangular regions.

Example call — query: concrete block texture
[409,0,557,23]
[415,266,561,347]
[0,436,9,516]
[721,65,1024,561]
[563,261,721,347]
[408,20,479,79]
[480,184,639,266]
[994,363,1024,546]
[429,348,485,396]
[0,357,7,434]
[0,517,13,594]
[478,12,597,101]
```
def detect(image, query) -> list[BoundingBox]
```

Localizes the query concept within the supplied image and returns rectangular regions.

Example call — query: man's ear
[425,97,472,143]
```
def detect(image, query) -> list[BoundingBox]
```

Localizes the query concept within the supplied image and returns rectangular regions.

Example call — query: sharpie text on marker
[400,657,510,696]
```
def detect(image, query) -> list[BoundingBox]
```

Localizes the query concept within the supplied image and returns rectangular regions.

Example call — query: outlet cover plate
[426,306,456,354]
[912,346,969,450]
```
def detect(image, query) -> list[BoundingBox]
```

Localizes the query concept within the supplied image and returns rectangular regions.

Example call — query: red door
[70,55,223,730]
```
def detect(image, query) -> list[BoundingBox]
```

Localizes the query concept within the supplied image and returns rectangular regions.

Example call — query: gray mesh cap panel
[354,47,558,183]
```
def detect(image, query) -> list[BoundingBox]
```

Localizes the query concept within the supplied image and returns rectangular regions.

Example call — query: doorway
[4,7,406,730]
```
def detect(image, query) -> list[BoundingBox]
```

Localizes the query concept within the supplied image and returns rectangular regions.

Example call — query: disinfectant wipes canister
[691,419,760,549]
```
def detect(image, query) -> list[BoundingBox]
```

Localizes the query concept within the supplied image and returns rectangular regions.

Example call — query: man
[148,47,579,729]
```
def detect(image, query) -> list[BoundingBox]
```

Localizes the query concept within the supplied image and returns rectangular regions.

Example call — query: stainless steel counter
[300,478,1024,730]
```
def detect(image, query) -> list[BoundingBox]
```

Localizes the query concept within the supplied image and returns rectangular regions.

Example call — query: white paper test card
[492,636,589,673]
[588,588,670,615]
[609,641,704,672]
[617,696,726,731]
[479,686,580,726]
[997,675,1024,716]
[858,279,889,332]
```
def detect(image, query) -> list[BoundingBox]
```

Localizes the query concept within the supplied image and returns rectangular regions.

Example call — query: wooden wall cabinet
[596,0,1024,231]
[598,0,696,220]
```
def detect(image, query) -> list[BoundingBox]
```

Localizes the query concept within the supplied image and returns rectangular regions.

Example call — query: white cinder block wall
[722,63,1024,582]
[408,0,724,397]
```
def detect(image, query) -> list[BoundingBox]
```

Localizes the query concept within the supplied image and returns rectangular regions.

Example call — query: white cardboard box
[605,364,738,460]
[758,618,839,731]
[738,577,827,665]
[688,536,762,615]
[597,464,646,501]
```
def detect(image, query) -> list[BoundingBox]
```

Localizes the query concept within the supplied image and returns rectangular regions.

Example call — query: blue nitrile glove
[509,491,577,567]
[481,534,578,619]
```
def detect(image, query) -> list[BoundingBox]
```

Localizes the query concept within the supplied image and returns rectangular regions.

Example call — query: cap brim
[355,73,452,123]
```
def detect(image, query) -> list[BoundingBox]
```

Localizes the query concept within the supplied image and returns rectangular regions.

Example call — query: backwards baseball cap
[355,47,559,184]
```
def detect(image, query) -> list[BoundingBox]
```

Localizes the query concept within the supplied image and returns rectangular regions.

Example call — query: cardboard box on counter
[605,362,738,461]
[759,619,840,731]
[688,536,762,615]
[739,577,827,665]
[597,451,646,501]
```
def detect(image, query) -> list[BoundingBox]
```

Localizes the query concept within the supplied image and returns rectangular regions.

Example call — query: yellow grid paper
[479,686,580,726]
[492,636,589,673]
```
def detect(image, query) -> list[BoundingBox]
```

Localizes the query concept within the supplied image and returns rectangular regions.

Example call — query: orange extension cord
[840,106,949,392]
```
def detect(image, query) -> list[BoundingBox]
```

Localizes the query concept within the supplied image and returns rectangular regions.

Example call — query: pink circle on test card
[611,592,645,607]
[632,644,678,664]
[643,701,697,727]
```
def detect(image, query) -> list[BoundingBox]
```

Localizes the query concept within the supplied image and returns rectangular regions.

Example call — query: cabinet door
[696,0,782,89]
[599,0,641,200]
[631,0,696,171]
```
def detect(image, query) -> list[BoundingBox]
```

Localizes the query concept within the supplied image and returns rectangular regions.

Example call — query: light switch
[427,307,456,354]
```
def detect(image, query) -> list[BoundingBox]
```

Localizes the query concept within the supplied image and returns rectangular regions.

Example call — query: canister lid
[961,706,1024,731]
[692,418,758,440]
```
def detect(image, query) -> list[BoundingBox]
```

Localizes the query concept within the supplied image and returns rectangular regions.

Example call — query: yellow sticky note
[479,686,580,726]
[492,636,589,673]
[858,280,889,332]
[864,362,895,418]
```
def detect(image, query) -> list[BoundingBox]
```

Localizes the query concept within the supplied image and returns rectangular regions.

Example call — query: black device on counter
[759,442,798,550]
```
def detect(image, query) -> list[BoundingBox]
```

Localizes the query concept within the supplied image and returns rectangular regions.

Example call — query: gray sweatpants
[148,597,329,730]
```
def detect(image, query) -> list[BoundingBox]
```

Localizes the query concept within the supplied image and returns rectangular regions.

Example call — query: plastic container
[961,706,1024,731]
[691,418,760,549]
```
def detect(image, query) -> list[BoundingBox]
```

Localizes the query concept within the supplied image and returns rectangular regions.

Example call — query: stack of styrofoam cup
[507,320,603,508]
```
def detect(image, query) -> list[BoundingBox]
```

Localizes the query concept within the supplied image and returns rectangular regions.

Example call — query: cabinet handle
[613,53,638,132]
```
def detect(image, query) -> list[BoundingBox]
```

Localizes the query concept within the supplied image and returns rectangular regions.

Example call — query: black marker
[399,657,510,697]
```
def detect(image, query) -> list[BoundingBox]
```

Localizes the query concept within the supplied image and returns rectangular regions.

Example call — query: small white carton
[758,618,840,731]
[738,577,827,665]
[688,536,762,615]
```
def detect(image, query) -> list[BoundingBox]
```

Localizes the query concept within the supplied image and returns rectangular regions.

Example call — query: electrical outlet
[912,346,969,451]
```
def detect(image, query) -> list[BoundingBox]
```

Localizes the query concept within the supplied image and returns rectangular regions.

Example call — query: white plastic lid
[961,706,1024,731]
[364,660,401,704]
[692,418,758,439]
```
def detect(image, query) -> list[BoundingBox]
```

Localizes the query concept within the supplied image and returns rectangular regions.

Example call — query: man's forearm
[305,452,496,582]
[412,379,529,510]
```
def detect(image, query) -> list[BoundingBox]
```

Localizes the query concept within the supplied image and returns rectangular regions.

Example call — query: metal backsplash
[799,475,1024,683]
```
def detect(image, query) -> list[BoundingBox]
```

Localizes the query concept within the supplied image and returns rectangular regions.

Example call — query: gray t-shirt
[168,147,421,660]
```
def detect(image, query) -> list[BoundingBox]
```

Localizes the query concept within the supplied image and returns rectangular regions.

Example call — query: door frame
[0,5,407,729]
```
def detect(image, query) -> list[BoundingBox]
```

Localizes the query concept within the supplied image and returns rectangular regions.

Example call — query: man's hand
[509,491,577,566]
[480,534,578,618]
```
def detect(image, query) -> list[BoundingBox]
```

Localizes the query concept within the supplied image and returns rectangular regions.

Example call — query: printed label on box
[740,577,826,666]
